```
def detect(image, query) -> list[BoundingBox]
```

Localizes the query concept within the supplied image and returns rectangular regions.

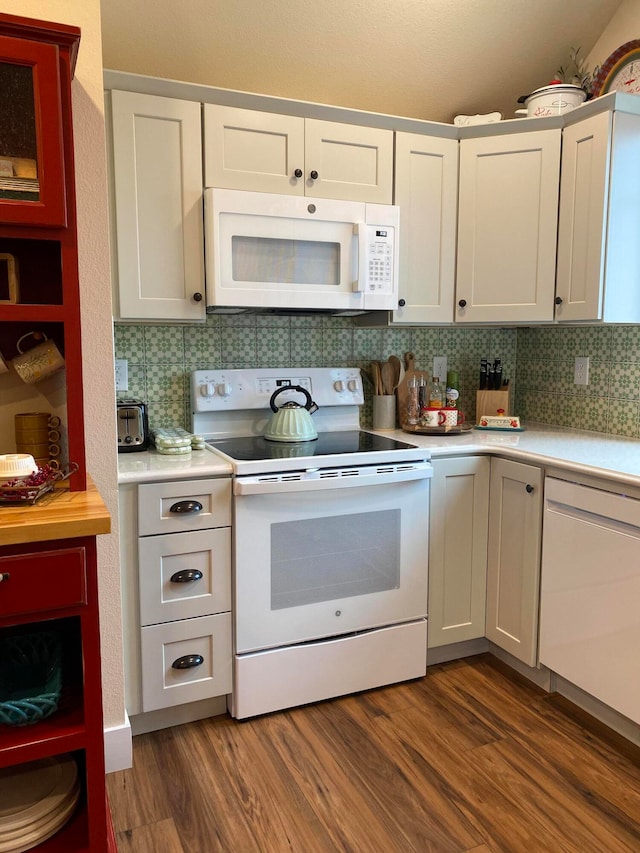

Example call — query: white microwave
[204,188,399,313]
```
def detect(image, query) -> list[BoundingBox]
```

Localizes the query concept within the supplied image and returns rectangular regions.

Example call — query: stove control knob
[347,379,359,392]
[216,382,232,398]
[333,380,345,392]
[201,382,216,398]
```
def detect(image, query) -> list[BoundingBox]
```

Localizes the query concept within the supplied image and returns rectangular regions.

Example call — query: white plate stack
[0,757,79,852]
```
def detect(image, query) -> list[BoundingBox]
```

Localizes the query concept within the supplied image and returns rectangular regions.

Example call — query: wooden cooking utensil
[381,361,395,396]
[389,354,403,390]
[370,361,383,395]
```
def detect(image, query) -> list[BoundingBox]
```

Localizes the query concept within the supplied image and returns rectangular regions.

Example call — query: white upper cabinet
[391,132,458,324]
[204,105,393,203]
[108,91,205,321]
[556,107,640,323]
[456,129,561,324]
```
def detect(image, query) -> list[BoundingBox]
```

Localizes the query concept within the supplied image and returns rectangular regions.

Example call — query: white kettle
[264,385,319,442]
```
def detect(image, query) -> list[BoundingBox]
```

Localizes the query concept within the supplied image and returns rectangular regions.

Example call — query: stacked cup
[14,412,62,471]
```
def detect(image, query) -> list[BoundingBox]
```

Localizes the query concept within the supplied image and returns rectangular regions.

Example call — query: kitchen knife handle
[170,569,204,584]
[169,500,203,514]
[172,654,204,670]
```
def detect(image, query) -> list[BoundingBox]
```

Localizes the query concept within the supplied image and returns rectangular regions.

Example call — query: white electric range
[191,367,432,718]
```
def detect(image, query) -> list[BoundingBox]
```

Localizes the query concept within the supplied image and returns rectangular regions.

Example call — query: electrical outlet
[115,358,129,392]
[574,356,590,386]
[433,356,448,382]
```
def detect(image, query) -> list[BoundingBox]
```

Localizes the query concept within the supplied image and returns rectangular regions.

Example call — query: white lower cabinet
[485,458,543,666]
[119,477,233,718]
[428,456,489,648]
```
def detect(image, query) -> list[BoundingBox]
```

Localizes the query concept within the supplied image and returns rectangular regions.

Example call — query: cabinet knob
[309,170,319,180]
[170,569,204,584]
[398,299,406,308]
[555,296,563,305]
[525,484,535,493]
[458,299,467,308]
[169,500,203,514]
[193,292,203,303]
[293,168,303,178]
[172,654,204,670]
[0,572,9,583]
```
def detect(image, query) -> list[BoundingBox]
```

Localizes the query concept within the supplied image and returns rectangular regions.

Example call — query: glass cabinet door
[0,34,66,227]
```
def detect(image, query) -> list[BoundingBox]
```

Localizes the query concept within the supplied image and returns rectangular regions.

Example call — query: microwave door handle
[352,222,367,293]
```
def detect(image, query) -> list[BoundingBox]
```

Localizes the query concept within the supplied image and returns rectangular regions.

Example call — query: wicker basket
[0,632,62,726]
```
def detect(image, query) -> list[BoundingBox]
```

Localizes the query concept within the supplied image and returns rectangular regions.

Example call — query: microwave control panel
[366,228,395,294]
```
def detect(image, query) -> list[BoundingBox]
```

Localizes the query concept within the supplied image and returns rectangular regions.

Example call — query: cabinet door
[428,456,489,648]
[0,35,67,227]
[392,132,458,324]
[556,109,640,323]
[304,119,393,203]
[486,458,542,666]
[456,130,560,323]
[109,91,205,321]
[203,105,305,194]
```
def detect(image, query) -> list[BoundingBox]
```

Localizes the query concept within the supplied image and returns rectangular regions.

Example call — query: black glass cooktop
[207,429,417,462]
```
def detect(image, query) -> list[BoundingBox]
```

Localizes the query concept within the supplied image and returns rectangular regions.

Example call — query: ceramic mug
[439,407,463,427]
[12,332,65,385]
[420,407,446,427]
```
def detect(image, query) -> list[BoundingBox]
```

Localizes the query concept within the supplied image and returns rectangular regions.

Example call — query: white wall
[1,1,125,747]
[588,0,640,68]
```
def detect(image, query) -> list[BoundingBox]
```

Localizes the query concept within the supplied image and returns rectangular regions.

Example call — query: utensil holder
[373,395,396,430]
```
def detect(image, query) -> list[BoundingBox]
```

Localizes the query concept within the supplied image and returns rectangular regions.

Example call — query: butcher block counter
[0,476,111,547]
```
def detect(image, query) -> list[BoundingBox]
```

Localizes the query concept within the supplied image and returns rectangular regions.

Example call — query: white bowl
[0,453,38,479]
[525,84,586,117]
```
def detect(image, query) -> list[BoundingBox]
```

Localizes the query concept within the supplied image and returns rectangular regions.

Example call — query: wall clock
[591,39,640,97]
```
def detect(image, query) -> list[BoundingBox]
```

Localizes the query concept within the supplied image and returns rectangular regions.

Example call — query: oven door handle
[234,463,432,495]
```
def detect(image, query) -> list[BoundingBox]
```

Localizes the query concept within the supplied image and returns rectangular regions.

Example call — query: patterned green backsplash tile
[114,318,640,436]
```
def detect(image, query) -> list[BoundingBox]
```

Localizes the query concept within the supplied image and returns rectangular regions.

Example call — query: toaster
[117,399,150,452]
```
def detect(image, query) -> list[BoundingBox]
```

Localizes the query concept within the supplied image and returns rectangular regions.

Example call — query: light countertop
[117,447,232,484]
[375,423,640,490]
[118,424,640,491]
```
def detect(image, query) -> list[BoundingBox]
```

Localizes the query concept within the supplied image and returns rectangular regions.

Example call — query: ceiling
[99,0,624,124]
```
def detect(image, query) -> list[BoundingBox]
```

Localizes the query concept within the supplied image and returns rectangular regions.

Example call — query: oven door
[233,462,431,654]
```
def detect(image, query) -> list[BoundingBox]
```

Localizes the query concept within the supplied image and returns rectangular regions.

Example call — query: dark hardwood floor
[106,654,640,852]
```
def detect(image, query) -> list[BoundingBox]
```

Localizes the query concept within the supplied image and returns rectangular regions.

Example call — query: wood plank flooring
[106,655,640,852]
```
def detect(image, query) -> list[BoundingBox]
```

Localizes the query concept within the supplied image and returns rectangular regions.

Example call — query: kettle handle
[269,384,315,413]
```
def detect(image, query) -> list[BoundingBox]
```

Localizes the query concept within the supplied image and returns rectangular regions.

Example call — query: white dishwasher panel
[540,477,640,725]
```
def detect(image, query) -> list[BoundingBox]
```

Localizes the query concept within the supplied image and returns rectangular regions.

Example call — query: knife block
[475,390,511,423]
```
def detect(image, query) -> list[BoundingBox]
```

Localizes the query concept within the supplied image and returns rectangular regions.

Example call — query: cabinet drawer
[0,547,86,618]
[140,613,232,711]
[138,478,231,536]
[139,528,231,626]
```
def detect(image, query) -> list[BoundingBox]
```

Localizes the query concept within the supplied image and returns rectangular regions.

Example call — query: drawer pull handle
[169,500,203,514]
[0,573,9,583]
[170,569,203,584]
[172,654,204,670]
